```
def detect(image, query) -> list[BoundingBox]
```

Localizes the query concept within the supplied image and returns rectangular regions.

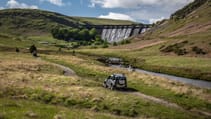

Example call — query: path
[36,57,75,76]
[122,89,211,117]
[53,63,75,76]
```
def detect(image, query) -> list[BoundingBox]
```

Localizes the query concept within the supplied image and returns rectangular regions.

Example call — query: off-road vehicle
[103,74,127,90]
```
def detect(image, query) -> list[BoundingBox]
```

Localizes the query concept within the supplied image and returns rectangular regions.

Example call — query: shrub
[29,45,37,53]
[40,93,55,103]
[160,41,188,55]
[15,47,20,52]
[127,108,138,117]
[102,43,109,48]
[64,98,77,106]
[192,46,206,54]
[175,48,187,55]
[111,108,121,115]
[113,42,117,46]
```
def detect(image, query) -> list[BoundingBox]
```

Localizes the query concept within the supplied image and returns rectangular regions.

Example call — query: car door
[107,76,113,87]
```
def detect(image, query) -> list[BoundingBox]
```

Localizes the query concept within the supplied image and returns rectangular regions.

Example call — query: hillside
[0,9,136,36]
[78,0,211,81]
[0,1,211,118]
[115,0,211,57]
[0,9,84,35]
[74,17,136,25]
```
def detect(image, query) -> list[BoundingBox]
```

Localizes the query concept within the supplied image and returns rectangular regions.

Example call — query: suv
[103,74,127,90]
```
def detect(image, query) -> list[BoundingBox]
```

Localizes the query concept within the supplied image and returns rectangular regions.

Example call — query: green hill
[0,9,136,36]
[135,0,211,57]
[0,9,84,35]
[78,0,211,81]
[74,16,136,25]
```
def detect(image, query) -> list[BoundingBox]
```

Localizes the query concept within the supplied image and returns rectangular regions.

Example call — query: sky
[0,0,194,24]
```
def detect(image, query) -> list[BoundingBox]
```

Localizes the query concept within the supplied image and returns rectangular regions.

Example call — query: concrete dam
[85,24,150,43]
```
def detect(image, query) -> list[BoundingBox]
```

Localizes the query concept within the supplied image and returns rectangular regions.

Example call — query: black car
[103,74,127,90]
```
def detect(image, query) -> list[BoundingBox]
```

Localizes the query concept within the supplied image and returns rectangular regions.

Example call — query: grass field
[0,51,210,118]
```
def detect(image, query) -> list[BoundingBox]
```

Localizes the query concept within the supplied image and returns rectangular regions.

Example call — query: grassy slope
[0,9,85,35]
[0,51,210,119]
[78,1,211,81]
[0,9,136,36]
[74,17,136,25]
[0,98,127,119]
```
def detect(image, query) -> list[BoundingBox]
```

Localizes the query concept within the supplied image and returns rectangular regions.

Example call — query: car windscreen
[117,77,126,80]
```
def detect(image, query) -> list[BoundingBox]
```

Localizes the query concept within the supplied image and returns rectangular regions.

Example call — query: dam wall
[85,24,150,43]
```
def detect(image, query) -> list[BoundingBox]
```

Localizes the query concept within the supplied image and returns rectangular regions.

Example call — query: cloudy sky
[0,0,194,23]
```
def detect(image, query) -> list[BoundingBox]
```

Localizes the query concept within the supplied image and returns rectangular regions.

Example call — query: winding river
[110,65,211,89]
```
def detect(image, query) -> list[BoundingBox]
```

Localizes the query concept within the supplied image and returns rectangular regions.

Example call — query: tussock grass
[0,52,207,118]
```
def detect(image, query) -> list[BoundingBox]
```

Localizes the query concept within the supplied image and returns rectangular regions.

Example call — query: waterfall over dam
[85,24,150,43]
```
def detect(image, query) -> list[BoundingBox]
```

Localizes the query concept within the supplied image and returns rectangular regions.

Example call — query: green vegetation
[51,27,97,41]
[0,98,127,119]
[171,0,209,20]
[0,1,211,118]
[78,48,211,81]
[75,17,136,25]
[0,52,210,119]
[0,9,136,36]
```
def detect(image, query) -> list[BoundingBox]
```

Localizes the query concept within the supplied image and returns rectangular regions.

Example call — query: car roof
[112,74,125,77]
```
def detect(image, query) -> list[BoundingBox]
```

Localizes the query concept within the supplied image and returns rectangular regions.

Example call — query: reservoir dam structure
[85,24,151,43]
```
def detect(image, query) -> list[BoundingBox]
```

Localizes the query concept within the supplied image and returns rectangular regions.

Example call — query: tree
[89,28,97,40]
[78,29,89,40]
[15,47,20,53]
[71,28,80,40]
[29,45,38,57]
[113,42,117,46]
[29,45,37,53]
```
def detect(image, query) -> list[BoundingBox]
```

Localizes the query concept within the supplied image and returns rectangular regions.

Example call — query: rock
[25,111,38,118]
[90,105,99,112]
[54,114,63,119]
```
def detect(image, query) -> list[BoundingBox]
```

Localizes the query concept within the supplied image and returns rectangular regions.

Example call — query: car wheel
[103,82,107,88]
[110,84,115,90]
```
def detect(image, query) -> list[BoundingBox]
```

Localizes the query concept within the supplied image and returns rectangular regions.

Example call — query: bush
[120,40,131,45]
[39,92,55,104]
[175,48,187,55]
[15,47,20,52]
[64,98,77,106]
[160,41,188,55]
[111,108,121,115]
[102,43,109,48]
[192,46,206,54]
[29,45,37,53]
[113,42,117,46]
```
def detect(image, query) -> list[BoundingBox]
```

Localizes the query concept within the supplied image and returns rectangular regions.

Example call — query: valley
[0,0,211,118]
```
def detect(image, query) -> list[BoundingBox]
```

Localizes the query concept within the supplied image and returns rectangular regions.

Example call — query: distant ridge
[0,9,136,35]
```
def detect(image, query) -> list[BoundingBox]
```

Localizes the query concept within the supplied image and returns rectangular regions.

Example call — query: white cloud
[88,2,95,8]
[0,7,4,10]
[7,0,38,9]
[90,0,194,23]
[89,0,194,8]
[149,17,165,24]
[98,12,135,21]
[40,0,64,6]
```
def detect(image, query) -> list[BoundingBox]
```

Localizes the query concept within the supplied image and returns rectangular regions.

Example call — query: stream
[110,64,211,89]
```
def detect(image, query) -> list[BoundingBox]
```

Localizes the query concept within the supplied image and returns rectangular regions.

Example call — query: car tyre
[110,84,115,90]
[103,82,108,88]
